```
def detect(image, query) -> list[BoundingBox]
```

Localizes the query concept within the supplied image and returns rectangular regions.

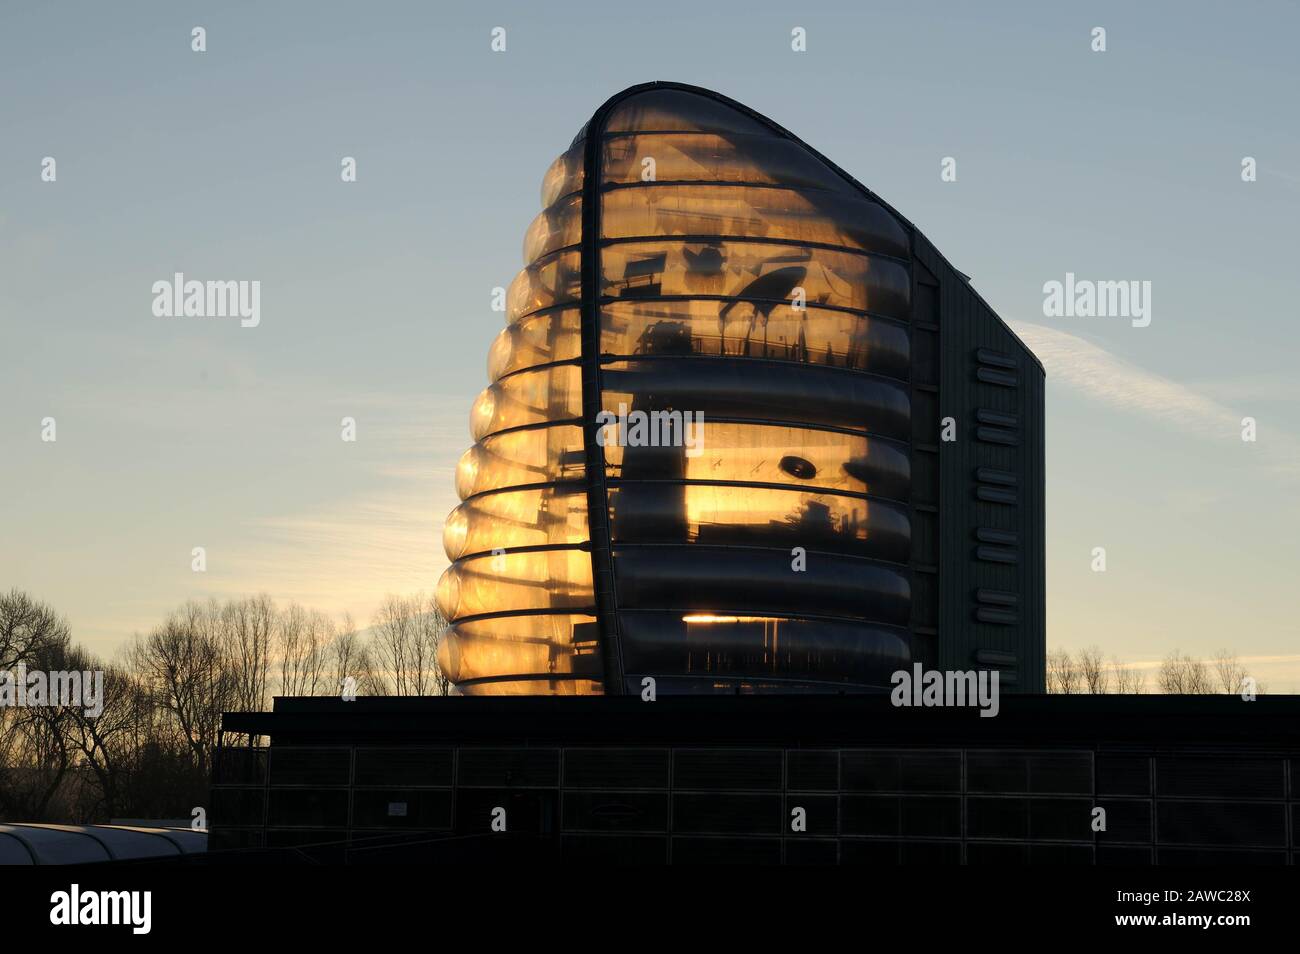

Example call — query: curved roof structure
[0,823,206,864]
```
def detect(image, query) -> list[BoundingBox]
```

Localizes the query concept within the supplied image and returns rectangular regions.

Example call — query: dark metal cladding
[437,82,1045,696]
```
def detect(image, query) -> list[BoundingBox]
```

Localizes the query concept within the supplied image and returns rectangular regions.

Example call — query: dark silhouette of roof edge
[221,693,1300,749]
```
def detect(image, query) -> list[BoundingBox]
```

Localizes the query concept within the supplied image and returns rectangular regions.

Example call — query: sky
[1,1,1297,687]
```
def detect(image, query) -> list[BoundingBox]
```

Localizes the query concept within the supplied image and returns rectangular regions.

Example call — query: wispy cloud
[56,382,470,644]
[1009,322,1237,437]
[1009,321,1300,478]
[202,393,466,624]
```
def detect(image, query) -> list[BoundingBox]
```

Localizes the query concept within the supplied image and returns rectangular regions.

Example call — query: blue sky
[2,1,1297,686]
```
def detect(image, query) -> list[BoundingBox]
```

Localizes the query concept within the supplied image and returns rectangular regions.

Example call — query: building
[206,87,1294,866]
[438,81,1045,696]
[210,695,1300,864]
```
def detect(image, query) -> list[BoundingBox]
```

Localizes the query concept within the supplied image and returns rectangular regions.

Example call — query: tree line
[1046,645,1265,695]
[0,589,448,824]
[1,586,1269,823]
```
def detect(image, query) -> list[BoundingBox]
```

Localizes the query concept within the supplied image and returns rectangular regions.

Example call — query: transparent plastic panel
[610,545,910,625]
[436,548,595,622]
[487,308,582,381]
[458,677,602,696]
[438,613,601,684]
[617,610,912,685]
[600,240,910,320]
[469,364,583,440]
[606,482,911,561]
[456,424,587,499]
[506,250,582,322]
[600,357,911,439]
[602,185,908,259]
[602,133,854,194]
[604,89,771,135]
[522,193,582,265]
[600,299,908,379]
[540,142,585,208]
[602,421,909,500]
[443,485,590,561]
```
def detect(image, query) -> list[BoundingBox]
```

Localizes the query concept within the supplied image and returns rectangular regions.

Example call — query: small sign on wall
[387,802,408,817]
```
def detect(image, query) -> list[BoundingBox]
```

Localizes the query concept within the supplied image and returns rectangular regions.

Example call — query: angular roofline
[585,81,1044,375]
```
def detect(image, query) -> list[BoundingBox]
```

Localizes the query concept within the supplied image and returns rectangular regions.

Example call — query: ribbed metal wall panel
[914,232,1045,690]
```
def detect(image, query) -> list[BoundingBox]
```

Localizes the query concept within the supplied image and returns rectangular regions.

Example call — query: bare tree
[327,613,384,698]
[1046,648,1081,694]
[1157,650,1210,694]
[276,603,329,697]
[1077,645,1108,694]
[3,591,453,823]
[221,595,274,712]
[126,601,235,775]
[0,632,76,820]
[0,589,466,824]
[1109,656,1146,694]
[370,595,414,695]
[413,593,450,696]
[370,594,449,695]
[63,645,142,820]
[0,705,73,820]
[0,589,70,670]
[0,596,76,819]
[1210,649,1248,695]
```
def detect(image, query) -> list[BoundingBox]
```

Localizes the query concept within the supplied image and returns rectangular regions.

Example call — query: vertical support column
[579,98,628,694]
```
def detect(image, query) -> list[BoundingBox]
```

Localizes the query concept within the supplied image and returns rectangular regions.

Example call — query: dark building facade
[211,696,1300,864]
[439,82,1045,696]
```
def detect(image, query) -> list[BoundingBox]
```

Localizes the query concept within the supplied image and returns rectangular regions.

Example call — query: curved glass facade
[438,84,922,695]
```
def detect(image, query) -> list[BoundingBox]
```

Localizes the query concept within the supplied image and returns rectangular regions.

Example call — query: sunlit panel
[487,307,582,381]
[523,194,582,264]
[600,241,910,319]
[443,486,589,561]
[540,142,584,207]
[604,89,771,135]
[602,185,908,258]
[602,421,910,499]
[469,364,583,440]
[600,299,908,378]
[600,358,911,439]
[606,482,910,562]
[457,677,601,696]
[602,133,855,194]
[436,548,594,622]
[439,614,601,686]
[455,425,586,499]
[506,250,582,323]
[618,610,913,684]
